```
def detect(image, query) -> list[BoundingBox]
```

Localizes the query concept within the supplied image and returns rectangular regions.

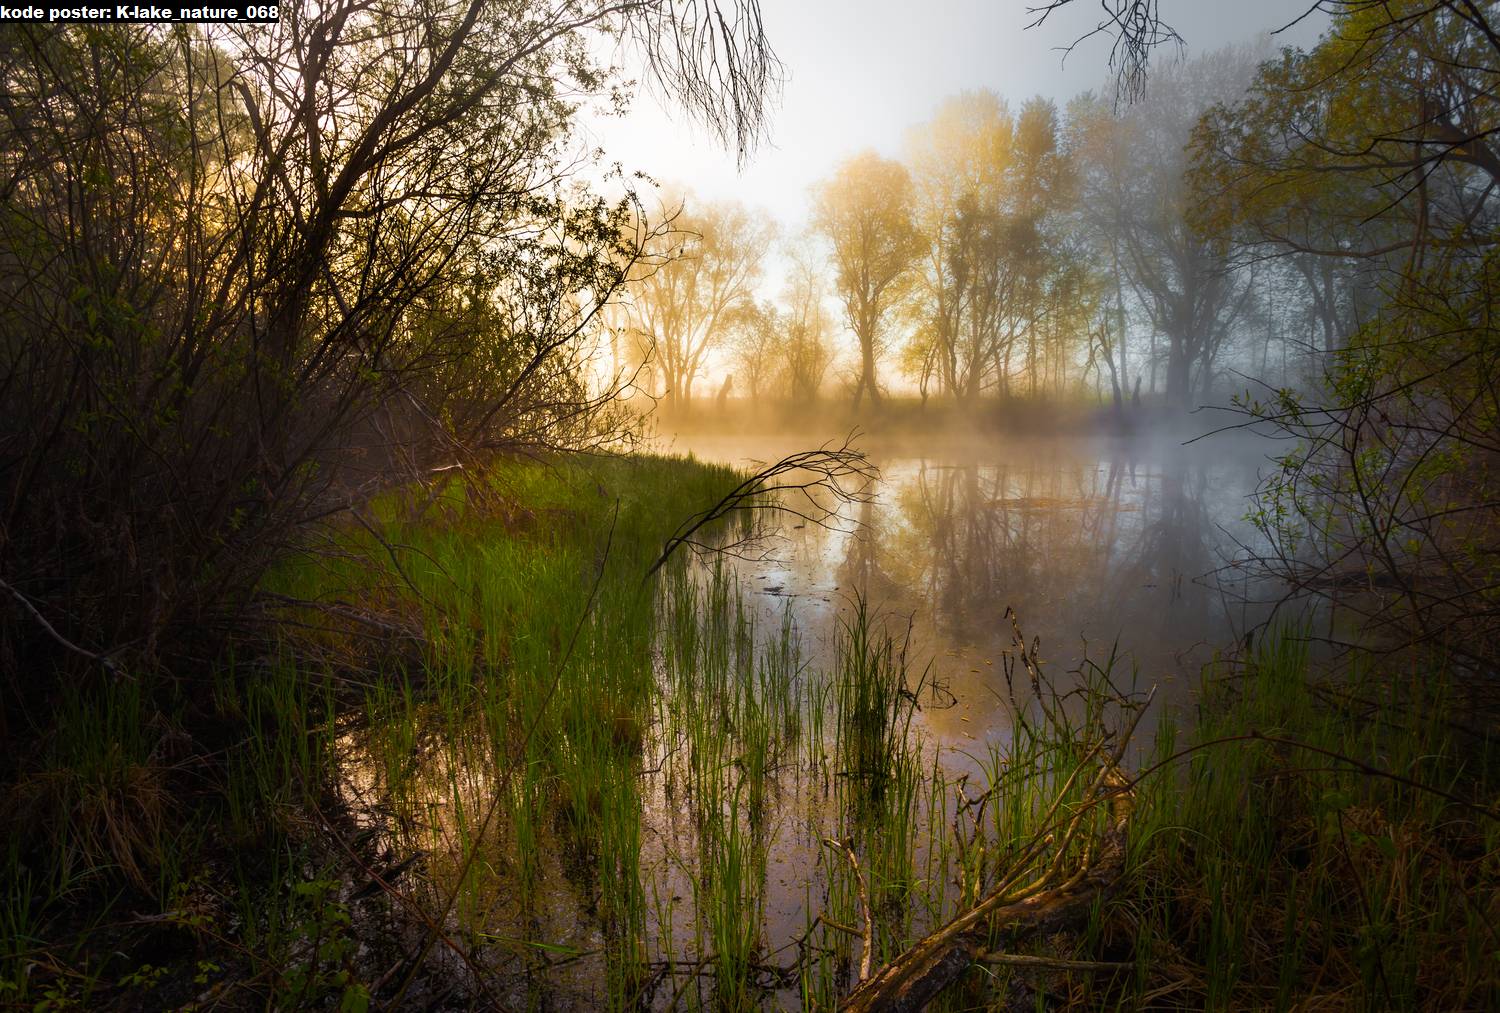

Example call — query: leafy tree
[779,243,837,403]
[905,92,1015,403]
[813,151,920,407]
[903,91,1084,403]
[1192,2,1500,668]
[1010,98,1079,396]
[726,301,779,402]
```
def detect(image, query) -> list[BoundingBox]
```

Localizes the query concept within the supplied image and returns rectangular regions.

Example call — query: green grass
[2,452,1495,1010]
[1097,635,1500,1011]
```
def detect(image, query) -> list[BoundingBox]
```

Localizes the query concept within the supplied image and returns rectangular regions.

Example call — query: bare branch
[643,432,877,580]
[1025,0,1185,105]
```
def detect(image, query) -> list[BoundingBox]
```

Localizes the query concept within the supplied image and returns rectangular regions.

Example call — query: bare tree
[627,196,774,406]
[1068,48,1263,406]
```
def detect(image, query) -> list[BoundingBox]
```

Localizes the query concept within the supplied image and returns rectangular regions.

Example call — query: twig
[644,432,876,581]
[349,507,457,607]
[0,575,127,678]
[823,837,874,982]
[974,951,1132,972]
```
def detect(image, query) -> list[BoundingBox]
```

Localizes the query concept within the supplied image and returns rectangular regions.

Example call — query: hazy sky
[583,0,1330,227]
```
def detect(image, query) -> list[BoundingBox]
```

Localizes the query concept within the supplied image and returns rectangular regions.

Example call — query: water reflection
[329,432,1276,1006]
[670,434,1272,748]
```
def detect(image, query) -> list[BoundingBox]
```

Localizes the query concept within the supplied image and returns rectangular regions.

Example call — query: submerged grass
[1,451,1496,1010]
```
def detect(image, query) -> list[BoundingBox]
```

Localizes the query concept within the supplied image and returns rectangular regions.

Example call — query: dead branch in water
[644,432,876,580]
[840,613,1154,1012]
[840,772,1135,1011]
[823,837,875,982]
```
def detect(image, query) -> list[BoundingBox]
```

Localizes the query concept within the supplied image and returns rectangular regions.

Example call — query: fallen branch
[838,654,1155,1013]
[839,770,1134,1012]
[824,837,874,982]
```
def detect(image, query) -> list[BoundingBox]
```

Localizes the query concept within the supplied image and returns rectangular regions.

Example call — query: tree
[0,3,778,688]
[1070,48,1264,406]
[726,301,779,402]
[813,152,920,408]
[628,197,774,406]
[1009,98,1076,396]
[905,92,1014,403]
[780,243,836,403]
[1191,2,1500,668]
[904,91,1084,403]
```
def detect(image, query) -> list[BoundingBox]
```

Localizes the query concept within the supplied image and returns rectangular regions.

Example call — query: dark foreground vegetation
[3,0,1500,1009]
[1,452,1496,1009]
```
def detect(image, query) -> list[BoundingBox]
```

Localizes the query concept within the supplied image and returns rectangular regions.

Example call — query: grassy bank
[1,453,747,1009]
[2,453,1495,1010]
[1109,639,1500,1010]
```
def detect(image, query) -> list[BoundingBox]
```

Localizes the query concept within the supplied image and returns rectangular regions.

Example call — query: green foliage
[1116,633,1500,1009]
[1193,2,1500,669]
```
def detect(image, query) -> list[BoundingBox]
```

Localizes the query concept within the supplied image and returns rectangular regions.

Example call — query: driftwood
[840,769,1134,1012]
[840,663,1152,1013]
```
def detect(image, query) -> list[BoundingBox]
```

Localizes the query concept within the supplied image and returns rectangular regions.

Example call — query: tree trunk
[856,336,881,408]
[1165,336,1192,407]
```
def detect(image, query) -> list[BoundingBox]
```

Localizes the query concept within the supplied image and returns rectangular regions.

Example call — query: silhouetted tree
[0,3,778,694]
[627,196,774,405]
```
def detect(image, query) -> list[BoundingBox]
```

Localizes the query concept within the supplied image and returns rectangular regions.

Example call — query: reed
[4,454,1494,1010]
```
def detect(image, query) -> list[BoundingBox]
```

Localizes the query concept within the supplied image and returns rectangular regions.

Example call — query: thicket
[0,5,775,732]
[1188,0,1500,673]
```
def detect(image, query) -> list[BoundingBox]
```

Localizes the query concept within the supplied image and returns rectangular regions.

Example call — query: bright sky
[582,0,1330,228]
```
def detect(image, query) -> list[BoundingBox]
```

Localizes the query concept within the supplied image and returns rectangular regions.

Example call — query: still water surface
[661,430,1279,756]
[336,428,1286,1006]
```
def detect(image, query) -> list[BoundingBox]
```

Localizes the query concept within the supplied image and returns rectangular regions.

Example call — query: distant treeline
[613,43,1359,413]
[617,2,1500,670]
[1,1,1497,735]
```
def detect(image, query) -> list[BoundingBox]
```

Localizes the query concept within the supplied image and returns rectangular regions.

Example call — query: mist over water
[659,421,1280,756]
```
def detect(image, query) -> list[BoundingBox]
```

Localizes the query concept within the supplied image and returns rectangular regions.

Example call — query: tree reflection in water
[693,434,1275,751]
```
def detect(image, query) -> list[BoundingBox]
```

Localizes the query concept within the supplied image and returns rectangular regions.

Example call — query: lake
[661,429,1281,760]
